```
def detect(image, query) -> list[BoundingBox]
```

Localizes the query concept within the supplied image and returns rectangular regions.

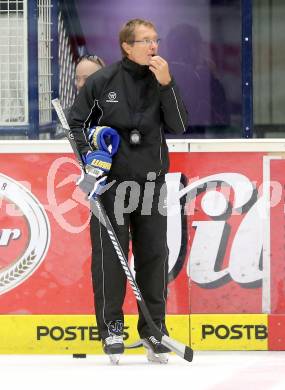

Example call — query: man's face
[124,25,159,65]
[75,60,102,91]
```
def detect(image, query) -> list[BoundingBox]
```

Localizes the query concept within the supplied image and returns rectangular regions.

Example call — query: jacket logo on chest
[106,91,118,103]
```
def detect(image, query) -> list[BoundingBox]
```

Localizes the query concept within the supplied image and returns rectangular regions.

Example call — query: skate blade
[146,350,169,364]
[108,354,121,365]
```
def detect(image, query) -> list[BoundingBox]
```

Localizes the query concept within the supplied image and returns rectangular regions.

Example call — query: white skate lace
[104,335,123,345]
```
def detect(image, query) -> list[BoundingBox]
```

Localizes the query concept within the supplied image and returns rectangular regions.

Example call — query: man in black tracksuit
[68,18,188,363]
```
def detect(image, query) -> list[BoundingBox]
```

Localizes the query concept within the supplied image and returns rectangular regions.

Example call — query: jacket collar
[122,57,149,79]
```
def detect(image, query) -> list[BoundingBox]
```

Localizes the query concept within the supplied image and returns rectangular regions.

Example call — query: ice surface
[1,351,285,390]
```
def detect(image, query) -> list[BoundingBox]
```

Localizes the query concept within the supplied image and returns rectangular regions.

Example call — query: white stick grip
[52,98,70,130]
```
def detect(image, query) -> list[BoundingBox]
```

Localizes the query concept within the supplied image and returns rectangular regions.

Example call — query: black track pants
[90,177,169,340]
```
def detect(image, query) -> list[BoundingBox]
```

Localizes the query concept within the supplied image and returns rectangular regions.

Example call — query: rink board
[0,313,279,353]
[191,314,268,350]
[1,140,285,352]
[0,314,189,354]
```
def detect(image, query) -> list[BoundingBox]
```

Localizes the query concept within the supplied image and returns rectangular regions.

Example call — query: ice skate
[142,336,170,364]
[102,320,124,364]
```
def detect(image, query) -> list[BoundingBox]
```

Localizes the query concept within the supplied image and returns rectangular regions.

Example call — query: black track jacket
[68,57,188,182]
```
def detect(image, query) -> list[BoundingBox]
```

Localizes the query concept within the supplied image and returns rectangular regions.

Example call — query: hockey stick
[51,98,193,363]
